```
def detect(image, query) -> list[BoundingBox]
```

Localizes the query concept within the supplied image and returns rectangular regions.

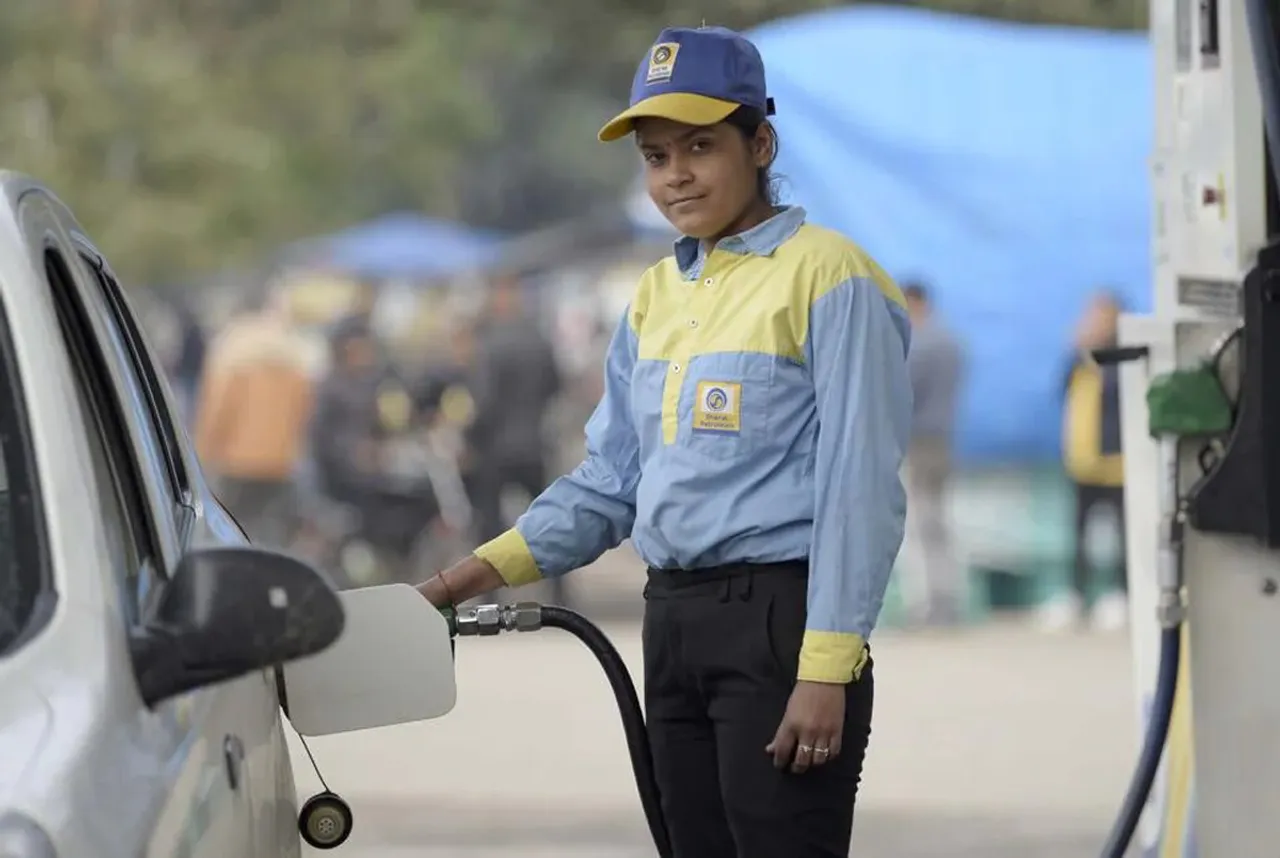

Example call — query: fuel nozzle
[452,602,544,636]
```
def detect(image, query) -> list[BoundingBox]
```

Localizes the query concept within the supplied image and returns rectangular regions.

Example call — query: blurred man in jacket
[1045,290,1129,631]
[195,290,314,546]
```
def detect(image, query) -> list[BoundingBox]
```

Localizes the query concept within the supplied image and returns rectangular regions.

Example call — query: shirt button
[689,319,698,328]
[672,363,682,373]
[703,277,715,287]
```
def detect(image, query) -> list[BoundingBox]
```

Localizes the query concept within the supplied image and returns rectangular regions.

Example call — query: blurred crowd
[145,273,599,607]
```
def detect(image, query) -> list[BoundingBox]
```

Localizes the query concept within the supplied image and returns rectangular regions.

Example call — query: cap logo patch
[646,42,680,85]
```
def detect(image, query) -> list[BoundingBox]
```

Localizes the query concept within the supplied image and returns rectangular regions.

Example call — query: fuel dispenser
[1106,0,1280,854]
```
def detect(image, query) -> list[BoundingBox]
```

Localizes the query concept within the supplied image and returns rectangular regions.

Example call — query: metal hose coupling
[453,602,544,636]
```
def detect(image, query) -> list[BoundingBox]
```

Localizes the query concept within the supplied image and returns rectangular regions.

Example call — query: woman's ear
[752,122,776,168]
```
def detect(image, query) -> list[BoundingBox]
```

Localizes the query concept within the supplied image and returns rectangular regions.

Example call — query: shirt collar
[673,205,807,277]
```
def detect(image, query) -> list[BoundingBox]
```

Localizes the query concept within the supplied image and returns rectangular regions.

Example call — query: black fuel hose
[1099,625,1182,858]
[539,605,674,858]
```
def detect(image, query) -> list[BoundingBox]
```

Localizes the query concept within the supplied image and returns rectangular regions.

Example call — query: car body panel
[0,173,298,857]
[0,171,457,856]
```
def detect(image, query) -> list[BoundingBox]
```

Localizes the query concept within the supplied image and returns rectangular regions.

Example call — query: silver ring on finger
[813,746,830,759]
[797,744,813,754]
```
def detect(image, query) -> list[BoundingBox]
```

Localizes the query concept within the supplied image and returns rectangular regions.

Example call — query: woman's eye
[644,153,664,166]
[690,140,710,152]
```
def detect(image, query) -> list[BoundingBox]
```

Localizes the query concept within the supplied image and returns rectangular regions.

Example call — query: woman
[419,25,913,858]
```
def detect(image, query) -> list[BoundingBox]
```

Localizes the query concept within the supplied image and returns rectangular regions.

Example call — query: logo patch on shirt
[646,43,680,84]
[693,381,741,433]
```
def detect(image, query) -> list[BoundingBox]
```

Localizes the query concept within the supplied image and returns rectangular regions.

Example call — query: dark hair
[902,281,930,302]
[328,314,374,359]
[724,105,780,204]
[1094,288,1127,312]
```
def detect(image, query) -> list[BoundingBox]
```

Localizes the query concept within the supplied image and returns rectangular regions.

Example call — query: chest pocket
[679,352,773,461]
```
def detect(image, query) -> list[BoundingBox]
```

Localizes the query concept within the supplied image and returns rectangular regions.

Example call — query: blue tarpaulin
[630,7,1152,464]
[288,212,506,281]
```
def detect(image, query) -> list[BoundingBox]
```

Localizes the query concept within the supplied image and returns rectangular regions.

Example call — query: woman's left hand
[765,681,845,773]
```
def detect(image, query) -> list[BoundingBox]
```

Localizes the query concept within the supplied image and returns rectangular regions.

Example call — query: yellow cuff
[473,528,542,587]
[797,630,868,684]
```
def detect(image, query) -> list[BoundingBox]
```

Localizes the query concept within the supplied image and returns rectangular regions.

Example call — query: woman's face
[1076,295,1120,348]
[636,118,769,240]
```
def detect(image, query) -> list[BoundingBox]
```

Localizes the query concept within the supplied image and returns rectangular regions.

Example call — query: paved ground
[291,549,1140,857]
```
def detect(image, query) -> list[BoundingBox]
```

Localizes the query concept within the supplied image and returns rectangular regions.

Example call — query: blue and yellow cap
[597,26,775,143]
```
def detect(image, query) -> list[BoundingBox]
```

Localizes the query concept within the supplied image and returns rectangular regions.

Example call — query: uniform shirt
[476,206,913,683]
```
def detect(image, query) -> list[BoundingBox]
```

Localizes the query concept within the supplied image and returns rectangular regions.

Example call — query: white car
[0,174,457,857]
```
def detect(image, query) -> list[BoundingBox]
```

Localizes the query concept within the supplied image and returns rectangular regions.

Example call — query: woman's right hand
[417,555,507,608]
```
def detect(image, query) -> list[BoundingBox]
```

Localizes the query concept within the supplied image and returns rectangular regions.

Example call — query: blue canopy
[631,7,1152,464]
[289,212,506,281]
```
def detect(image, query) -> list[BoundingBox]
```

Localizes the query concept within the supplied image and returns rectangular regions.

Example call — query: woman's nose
[664,155,694,186]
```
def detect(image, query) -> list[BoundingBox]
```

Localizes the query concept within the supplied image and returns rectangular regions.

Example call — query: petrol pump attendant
[418,25,913,858]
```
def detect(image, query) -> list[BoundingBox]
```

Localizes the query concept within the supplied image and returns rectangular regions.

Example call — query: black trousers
[1072,483,1127,600]
[643,561,874,858]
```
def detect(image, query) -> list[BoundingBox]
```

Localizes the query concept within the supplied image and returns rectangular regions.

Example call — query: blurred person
[303,316,444,583]
[194,290,313,547]
[418,26,911,858]
[900,281,965,626]
[169,300,208,427]
[1043,290,1129,632]
[414,323,477,431]
[465,272,565,602]
[400,322,481,572]
[309,316,395,514]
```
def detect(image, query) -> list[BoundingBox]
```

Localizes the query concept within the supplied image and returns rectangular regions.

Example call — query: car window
[0,293,49,654]
[80,254,189,500]
[73,373,148,621]
[46,248,159,623]
[57,250,184,517]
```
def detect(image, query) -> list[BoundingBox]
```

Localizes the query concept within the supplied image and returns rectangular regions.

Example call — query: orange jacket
[194,314,315,482]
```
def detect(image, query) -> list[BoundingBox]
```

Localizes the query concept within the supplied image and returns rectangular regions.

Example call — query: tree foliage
[0,0,1145,282]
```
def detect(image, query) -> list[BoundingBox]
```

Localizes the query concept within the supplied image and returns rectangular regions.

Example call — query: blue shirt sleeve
[799,276,913,683]
[474,309,641,585]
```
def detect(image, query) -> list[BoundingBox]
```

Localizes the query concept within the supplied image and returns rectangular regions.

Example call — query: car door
[77,247,298,858]
[28,206,256,858]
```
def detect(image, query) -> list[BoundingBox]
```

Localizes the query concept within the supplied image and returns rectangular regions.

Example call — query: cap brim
[597,93,741,142]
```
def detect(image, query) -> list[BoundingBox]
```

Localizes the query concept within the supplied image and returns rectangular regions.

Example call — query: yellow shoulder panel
[628,226,903,365]
[779,224,906,310]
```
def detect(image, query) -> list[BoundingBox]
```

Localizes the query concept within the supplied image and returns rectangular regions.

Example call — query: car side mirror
[131,546,345,708]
